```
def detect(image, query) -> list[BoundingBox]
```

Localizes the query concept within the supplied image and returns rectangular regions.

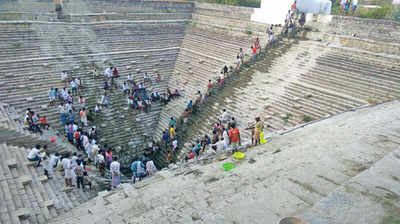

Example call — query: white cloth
[223,131,229,146]
[172,140,178,149]
[110,161,120,175]
[146,161,157,175]
[62,158,72,179]
[70,80,77,88]
[352,0,358,6]
[105,68,112,78]
[61,72,68,81]
[27,148,40,159]
[221,111,229,122]
[45,154,59,172]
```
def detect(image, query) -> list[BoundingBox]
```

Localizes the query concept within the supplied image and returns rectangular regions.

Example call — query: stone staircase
[150,26,253,165]
[0,143,96,224]
[0,0,194,22]
[0,19,187,168]
[0,103,75,153]
[173,37,400,160]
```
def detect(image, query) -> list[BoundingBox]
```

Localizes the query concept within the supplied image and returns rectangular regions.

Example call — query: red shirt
[252,47,257,54]
[207,83,212,90]
[229,128,240,143]
[113,69,118,76]
[39,118,47,124]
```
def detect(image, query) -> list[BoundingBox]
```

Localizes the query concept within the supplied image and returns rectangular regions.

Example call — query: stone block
[42,63,49,67]
[126,66,131,70]
[131,61,136,65]
[18,175,32,185]
[6,159,17,168]
[264,104,271,109]
[262,80,269,84]
[0,81,5,86]
[17,85,26,89]
[26,97,34,102]
[280,114,288,119]
[42,200,54,208]
[143,55,148,59]
[14,208,31,219]
[293,97,301,102]
[100,124,106,128]
[293,104,302,109]
[136,69,141,73]
[305,93,313,98]
[40,105,48,110]
[38,175,48,183]
[27,76,34,81]
[73,66,79,70]
[24,162,36,167]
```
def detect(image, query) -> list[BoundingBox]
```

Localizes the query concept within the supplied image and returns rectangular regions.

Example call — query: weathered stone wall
[306,14,400,43]
[0,0,194,22]
[192,2,269,36]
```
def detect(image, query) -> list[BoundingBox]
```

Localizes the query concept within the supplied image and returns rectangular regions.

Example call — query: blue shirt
[162,133,169,142]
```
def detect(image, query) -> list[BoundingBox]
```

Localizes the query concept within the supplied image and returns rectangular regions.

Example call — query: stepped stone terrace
[0,0,400,223]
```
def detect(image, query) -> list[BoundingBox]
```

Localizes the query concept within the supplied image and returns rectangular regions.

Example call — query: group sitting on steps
[22,5,301,191]
[161,11,300,164]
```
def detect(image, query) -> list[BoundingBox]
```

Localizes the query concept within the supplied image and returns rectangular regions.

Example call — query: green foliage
[244,28,252,35]
[393,6,400,22]
[302,115,312,123]
[356,4,393,19]
[331,0,394,20]
[200,0,260,8]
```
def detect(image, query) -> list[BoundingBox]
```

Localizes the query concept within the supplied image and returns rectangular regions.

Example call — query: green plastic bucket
[222,162,236,171]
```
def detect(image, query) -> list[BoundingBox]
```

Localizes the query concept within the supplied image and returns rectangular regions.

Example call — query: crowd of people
[341,0,358,16]
[22,2,302,190]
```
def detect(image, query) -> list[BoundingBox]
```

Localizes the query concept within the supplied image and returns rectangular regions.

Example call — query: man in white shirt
[70,79,78,96]
[110,157,120,188]
[351,0,358,16]
[220,109,229,123]
[61,71,68,83]
[127,73,134,83]
[62,154,73,187]
[27,144,43,167]
[172,139,178,152]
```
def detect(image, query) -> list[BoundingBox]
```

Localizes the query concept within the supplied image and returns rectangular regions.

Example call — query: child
[83,171,92,192]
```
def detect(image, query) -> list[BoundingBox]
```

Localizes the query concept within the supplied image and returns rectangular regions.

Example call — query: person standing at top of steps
[351,0,358,16]
[254,38,260,53]
[229,123,241,153]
